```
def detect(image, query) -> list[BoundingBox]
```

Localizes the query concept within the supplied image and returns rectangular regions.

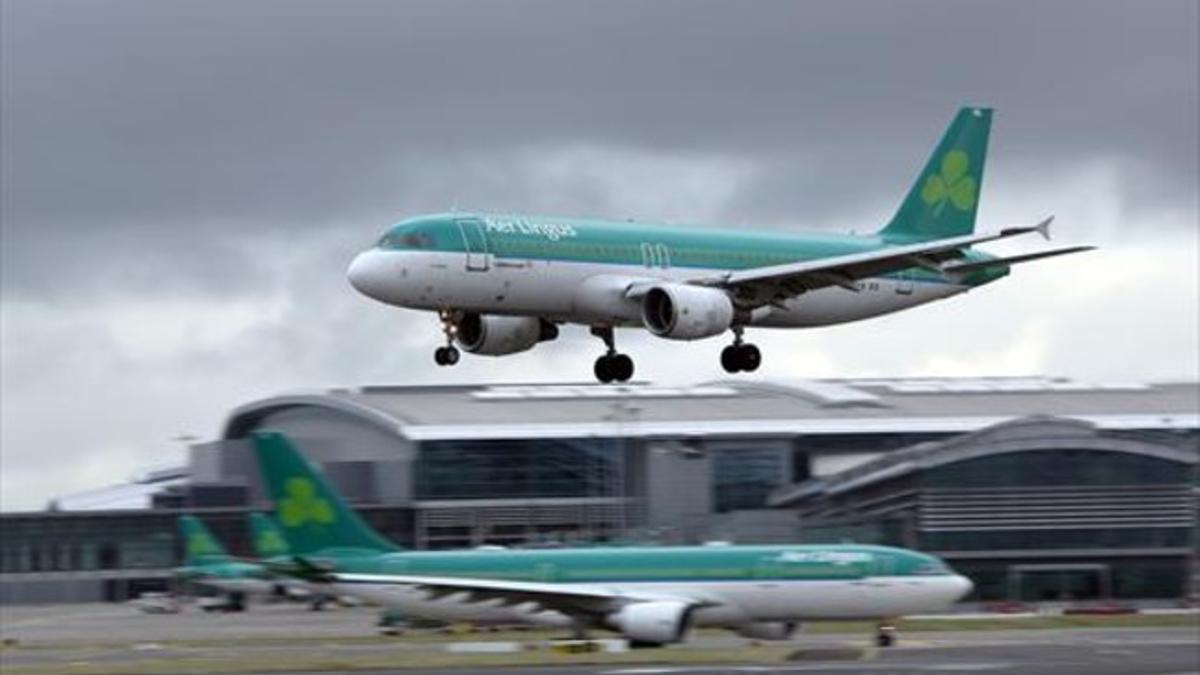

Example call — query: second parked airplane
[348,107,1090,382]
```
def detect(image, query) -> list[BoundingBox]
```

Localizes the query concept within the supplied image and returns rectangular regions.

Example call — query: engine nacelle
[641,284,734,340]
[454,314,557,356]
[733,621,799,641]
[609,601,694,645]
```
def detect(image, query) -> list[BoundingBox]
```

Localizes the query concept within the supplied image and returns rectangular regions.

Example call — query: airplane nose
[952,574,974,601]
[347,250,386,299]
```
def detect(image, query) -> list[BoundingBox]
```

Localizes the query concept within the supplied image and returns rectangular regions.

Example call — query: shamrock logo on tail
[920,149,977,216]
[257,529,288,556]
[188,532,220,557]
[279,477,334,528]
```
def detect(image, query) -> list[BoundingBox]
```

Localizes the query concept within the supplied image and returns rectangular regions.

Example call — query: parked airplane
[175,514,326,610]
[348,107,1091,382]
[252,431,972,646]
[175,515,275,610]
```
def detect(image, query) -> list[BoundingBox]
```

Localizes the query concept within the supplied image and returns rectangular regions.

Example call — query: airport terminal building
[1,377,1197,605]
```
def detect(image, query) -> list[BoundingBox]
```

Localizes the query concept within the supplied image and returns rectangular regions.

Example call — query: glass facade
[0,513,175,573]
[786,440,1198,602]
[952,558,1190,601]
[924,449,1184,488]
[712,448,785,513]
[415,438,626,500]
[922,527,1192,552]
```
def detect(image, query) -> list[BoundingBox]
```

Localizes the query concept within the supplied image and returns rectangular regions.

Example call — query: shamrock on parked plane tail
[280,477,334,528]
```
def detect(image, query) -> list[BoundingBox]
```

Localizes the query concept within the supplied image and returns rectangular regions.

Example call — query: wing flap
[683,217,1060,305]
[711,217,1053,288]
[941,245,1095,274]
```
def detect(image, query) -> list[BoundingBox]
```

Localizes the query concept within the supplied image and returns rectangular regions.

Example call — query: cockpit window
[378,229,433,250]
[914,560,952,575]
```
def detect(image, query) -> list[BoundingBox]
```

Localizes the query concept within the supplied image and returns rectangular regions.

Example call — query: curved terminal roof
[769,415,1199,507]
[220,377,1199,442]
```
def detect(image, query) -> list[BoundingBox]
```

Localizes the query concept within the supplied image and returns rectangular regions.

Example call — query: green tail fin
[178,515,232,566]
[251,431,400,556]
[248,512,291,559]
[878,107,992,241]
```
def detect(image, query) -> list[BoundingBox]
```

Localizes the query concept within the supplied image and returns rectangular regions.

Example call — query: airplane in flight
[347,107,1091,382]
[252,431,973,647]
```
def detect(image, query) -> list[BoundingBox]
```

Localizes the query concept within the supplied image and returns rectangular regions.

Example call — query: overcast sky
[2,0,1197,510]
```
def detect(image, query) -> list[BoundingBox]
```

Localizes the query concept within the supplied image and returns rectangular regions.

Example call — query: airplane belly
[688,577,966,622]
[754,280,966,328]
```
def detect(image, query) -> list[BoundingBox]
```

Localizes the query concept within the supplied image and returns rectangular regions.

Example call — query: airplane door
[895,269,914,296]
[456,218,490,272]
[655,243,670,269]
[640,242,655,268]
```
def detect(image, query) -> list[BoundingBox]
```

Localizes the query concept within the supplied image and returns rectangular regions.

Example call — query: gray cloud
[1,0,1196,509]
[4,0,1196,233]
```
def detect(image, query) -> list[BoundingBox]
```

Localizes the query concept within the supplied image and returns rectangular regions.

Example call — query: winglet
[1035,215,1054,241]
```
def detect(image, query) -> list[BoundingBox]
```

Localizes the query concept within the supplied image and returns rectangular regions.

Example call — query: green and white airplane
[175,514,277,600]
[252,431,972,645]
[176,513,327,607]
[348,107,1092,382]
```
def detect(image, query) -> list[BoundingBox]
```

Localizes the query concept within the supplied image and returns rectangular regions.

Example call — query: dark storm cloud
[3,0,1196,241]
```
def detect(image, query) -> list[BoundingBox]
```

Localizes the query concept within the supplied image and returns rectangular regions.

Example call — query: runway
[1,603,1196,674]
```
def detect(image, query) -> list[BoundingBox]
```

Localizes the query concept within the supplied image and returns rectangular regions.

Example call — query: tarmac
[1,602,1197,674]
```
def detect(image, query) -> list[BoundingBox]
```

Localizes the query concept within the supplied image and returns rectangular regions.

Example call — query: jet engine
[609,601,694,645]
[733,621,799,641]
[454,314,558,356]
[640,284,734,340]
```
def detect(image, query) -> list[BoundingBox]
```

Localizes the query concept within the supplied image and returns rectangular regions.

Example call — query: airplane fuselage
[348,213,1004,329]
[317,543,972,629]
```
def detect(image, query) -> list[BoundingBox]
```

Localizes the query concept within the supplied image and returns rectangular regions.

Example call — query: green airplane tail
[251,431,401,556]
[878,106,992,242]
[178,515,232,566]
[248,512,291,559]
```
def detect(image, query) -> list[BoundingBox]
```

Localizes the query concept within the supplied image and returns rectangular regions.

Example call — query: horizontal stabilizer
[942,245,1095,274]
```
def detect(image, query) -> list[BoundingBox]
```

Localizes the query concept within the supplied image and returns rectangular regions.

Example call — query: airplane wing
[643,216,1069,307]
[329,572,715,617]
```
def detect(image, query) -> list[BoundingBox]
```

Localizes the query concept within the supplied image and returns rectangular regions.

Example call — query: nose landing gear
[721,327,760,373]
[591,326,634,383]
[434,345,460,366]
[434,310,460,366]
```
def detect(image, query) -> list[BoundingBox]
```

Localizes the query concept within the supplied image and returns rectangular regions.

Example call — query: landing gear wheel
[721,345,740,373]
[593,353,634,383]
[875,623,896,648]
[594,355,615,384]
[611,354,633,382]
[434,346,460,366]
[589,325,634,383]
[739,344,761,372]
[721,343,761,373]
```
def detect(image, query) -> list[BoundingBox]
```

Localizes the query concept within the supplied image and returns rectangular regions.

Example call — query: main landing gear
[591,326,634,383]
[721,327,760,374]
[875,621,897,648]
[434,310,460,366]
